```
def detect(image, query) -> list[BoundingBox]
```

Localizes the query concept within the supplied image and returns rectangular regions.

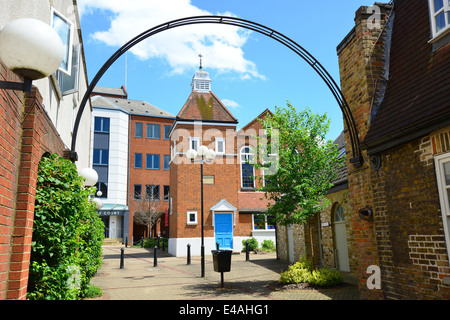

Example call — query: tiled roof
[176,91,238,123]
[362,0,450,152]
[91,96,175,118]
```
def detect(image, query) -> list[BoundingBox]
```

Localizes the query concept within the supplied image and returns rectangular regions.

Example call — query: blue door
[215,213,233,249]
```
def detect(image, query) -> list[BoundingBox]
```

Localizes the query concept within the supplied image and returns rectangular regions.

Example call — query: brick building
[90,87,175,244]
[168,66,275,256]
[337,0,450,299]
[0,0,92,299]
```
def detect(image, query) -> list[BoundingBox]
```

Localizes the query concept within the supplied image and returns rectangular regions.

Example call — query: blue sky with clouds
[78,0,377,140]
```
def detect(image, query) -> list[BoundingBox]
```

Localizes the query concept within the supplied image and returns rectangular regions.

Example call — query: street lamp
[0,18,64,92]
[186,145,216,277]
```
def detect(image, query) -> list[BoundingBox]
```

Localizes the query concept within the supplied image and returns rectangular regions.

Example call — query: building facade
[0,0,92,299]
[337,0,450,299]
[90,87,175,244]
[168,67,275,256]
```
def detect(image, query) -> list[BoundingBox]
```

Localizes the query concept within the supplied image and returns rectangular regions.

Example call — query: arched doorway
[333,204,350,272]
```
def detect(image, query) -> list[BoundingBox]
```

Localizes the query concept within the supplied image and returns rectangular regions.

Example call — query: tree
[133,185,164,238]
[254,103,344,226]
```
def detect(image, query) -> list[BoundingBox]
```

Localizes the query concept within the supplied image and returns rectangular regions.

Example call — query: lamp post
[0,18,64,92]
[186,145,216,277]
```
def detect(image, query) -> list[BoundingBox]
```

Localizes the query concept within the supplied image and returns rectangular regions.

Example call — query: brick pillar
[337,3,393,299]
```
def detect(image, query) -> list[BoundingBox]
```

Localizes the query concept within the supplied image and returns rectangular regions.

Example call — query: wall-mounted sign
[203,176,214,185]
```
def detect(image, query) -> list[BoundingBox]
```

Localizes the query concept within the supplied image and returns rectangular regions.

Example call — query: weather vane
[199,53,203,70]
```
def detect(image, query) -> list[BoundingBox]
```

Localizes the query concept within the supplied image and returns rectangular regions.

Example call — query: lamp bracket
[0,78,32,92]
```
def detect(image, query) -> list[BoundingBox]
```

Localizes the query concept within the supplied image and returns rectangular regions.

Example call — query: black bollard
[154,246,158,267]
[157,237,161,249]
[120,247,125,269]
[141,237,144,248]
[246,241,250,261]
[187,244,191,265]
[216,242,220,250]
[125,237,128,248]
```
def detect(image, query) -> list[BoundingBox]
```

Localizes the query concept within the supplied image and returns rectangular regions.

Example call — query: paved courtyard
[87,246,360,302]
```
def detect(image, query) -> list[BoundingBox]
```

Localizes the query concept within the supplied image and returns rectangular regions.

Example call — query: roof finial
[198,53,203,70]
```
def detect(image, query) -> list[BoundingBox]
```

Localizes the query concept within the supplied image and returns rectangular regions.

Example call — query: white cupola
[191,54,211,93]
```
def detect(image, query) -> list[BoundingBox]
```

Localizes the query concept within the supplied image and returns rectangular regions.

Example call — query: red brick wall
[1,61,65,300]
[128,115,173,241]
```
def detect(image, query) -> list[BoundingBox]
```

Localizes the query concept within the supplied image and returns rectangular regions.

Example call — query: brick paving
[86,246,360,301]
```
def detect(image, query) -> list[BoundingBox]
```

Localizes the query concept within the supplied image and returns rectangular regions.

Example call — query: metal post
[120,248,125,269]
[221,272,224,288]
[246,241,250,261]
[125,237,128,248]
[154,246,158,267]
[141,237,144,248]
[200,159,205,278]
[216,242,220,250]
[157,237,160,249]
[187,244,191,265]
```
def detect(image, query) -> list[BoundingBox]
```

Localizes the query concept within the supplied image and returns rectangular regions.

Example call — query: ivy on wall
[27,154,104,300]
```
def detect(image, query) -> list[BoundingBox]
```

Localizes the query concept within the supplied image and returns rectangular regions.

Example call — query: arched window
[240,146,254,189]
[334,204,345,222]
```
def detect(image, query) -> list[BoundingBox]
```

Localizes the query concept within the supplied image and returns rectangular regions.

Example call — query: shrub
[142,237,168,248]
[279,256,343,287]
[242,237,258,251]
[27,154,104,300]
[261,240,276,252]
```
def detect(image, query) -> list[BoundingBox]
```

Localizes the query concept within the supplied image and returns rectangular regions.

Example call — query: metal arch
[71,15,362,166]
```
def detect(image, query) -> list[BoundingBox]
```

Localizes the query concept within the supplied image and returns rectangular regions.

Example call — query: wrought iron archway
[71,15,362,166]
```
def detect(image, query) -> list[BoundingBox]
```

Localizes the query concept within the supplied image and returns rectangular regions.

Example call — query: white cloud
[222,99,240,109]
[77,0,265,79]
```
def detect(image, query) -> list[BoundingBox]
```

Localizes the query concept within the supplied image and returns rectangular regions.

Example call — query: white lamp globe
[79,168,98,187]
[186,149,198,159]
[197,145,208,157]
[0,18,64,80]
[205,149,216,160]
[93,198,103,210]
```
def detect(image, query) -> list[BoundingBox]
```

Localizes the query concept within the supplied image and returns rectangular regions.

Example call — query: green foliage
[255,103,344,226]
[242,237,259,251]
[27,154,104,300]
[261,240,276,252]
[279,256,343,287]
[141,237,168,248]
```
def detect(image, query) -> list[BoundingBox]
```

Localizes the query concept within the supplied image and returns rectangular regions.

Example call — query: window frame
[252,214,275,231]
[146,154,160,170]
[187,211,198,225]
[428,0,450,40]
[134,184,142,200]
[163,185,170,201]
[94,117,110,133]
[135,122,143,138]
[163,155,170,170]
[435,152,450,264]
[216,138,226,154]
[145,185,160,201]
[93,149,109,166]
[146,123,161,139]
[240,146,255,189]
[51,7,74,76]
[164,125,171,140]
[134,153,142,169]
[190,137,200,151]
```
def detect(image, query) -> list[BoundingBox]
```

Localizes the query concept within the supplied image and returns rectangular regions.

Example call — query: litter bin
[211,250,232,287]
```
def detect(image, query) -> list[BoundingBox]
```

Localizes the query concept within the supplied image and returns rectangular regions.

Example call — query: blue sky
[78,0,376,141]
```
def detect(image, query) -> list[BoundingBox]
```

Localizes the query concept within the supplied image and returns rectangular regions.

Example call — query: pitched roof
[91,95,175,118]
[362,0,450,153]
[176,91,238,123]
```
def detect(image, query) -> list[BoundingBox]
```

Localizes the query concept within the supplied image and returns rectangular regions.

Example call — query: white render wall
[91,107,129,206]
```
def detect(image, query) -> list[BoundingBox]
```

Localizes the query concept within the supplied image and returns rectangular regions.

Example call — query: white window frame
[435,152,450,264]
[252,214,275,231]
[187,211,198,225]
[216,138,225,154]
[51,7,74,76]
[240,146,255,189]
[190,137,200,151]
[428,0,450,40]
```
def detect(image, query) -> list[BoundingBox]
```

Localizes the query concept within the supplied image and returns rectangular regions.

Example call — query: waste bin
[211,250,232,272]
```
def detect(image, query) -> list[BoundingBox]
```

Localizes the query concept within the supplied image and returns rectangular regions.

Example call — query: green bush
[27,154,104,300]
[261,240,276,252]
[142,237,168,249]
[279,256,343,287]
[242,237,258,251]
